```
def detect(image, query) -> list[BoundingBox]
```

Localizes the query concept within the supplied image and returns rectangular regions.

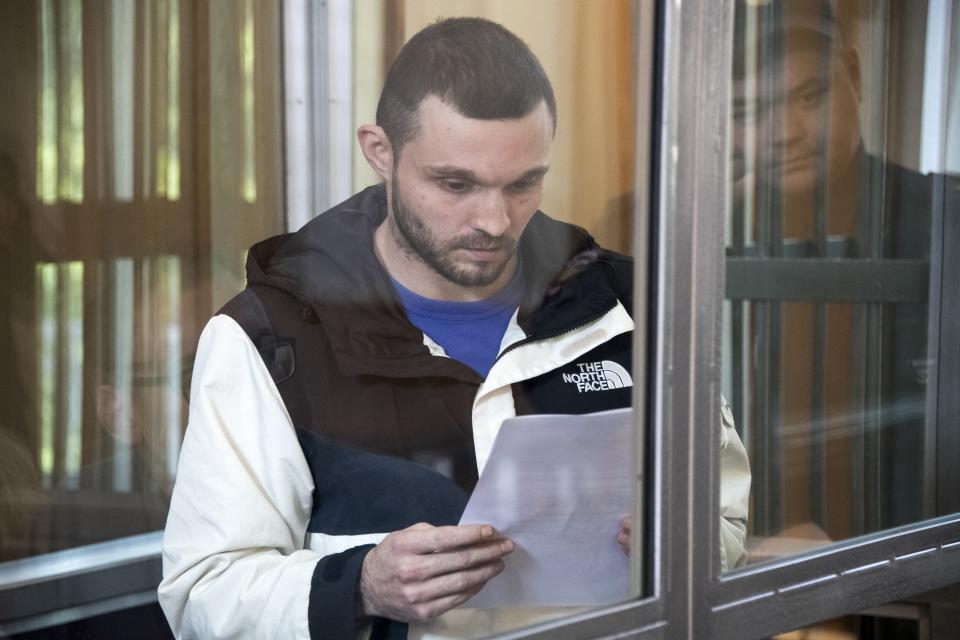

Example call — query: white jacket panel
[158,315,318,639]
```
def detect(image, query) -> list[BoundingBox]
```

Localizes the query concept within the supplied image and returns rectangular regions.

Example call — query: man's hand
[359,522,514,623]
[617,516,631,556]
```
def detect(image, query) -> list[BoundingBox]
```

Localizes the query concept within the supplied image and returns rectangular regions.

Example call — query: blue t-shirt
[391,268,524,378]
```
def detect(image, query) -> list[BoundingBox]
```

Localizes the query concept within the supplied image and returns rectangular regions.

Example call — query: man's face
[733,32,861,197]
[386,96,553,292]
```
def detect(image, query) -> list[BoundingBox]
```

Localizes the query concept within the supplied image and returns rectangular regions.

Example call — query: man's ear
[357,124,394,180]
[841,45,862,102]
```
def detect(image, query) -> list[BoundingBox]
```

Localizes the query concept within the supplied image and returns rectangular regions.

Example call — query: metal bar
[725,259,930,302]
[930,5,960,524]
[862,143,887,537]
[751,296,783,535]
[0,532,162,622]
[934,177,960,515]
[663,0,739,633]
[764,2,785,535]
[924,174,945,520]
[852,298,867,536]
[710,515,960,639]
[851,158,881,538]
[729,43,746,442]
[810,300,827,529]
[0,590,158,636]
[628,0,657,602]
[862,321,883,537]
[730,301,745,440]
[748,4,776,534]
[770,301,784,535]
[752,302,770,533]
[808,1,835,532]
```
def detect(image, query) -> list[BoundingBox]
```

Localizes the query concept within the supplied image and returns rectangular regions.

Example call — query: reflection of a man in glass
[732,1,863,236]
[730,0,946,551]
[91,358,184,498]
[65,273,199,547]
[729,1,868,554]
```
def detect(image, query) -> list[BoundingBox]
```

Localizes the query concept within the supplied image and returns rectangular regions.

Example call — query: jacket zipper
[494,300,617,362]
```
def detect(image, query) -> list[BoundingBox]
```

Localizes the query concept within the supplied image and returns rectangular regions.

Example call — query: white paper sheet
[459,408,634,608]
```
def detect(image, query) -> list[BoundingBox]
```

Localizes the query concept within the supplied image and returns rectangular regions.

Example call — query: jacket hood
[243,184,625,373]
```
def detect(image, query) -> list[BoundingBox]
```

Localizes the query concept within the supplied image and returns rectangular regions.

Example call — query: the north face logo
[561,360,633,393]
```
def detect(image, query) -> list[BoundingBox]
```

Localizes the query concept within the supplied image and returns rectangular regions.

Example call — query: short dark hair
[733,0,843,81]
[376,17,557,156]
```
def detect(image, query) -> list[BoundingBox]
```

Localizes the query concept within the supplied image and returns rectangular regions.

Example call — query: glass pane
[0,0,284,562]
[725,0,959,569]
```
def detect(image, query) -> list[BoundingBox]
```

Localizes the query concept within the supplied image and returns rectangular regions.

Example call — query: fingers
[399,558,506,609]
[396,522,498,554]
[618,515,631,556]
[394,538,514,584]
[399,580,488,623]
[617,530,631,555]
[358,523,514,622]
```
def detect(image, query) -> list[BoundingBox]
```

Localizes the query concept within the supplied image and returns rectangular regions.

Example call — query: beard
[390,179,518,288]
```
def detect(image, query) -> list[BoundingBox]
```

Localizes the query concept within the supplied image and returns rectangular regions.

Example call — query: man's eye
[801,87,828,107]
[438,179,471,193]
[508,177,540,194]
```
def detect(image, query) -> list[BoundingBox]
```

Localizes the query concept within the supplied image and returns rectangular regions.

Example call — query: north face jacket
[158,185,751,639]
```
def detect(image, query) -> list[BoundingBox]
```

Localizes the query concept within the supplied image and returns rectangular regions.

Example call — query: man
[159,17,750,639]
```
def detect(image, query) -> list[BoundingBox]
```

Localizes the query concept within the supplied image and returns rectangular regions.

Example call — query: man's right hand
[358,522,514,623]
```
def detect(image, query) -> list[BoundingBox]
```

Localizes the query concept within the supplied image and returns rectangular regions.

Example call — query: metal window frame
[0,532,162,634]
[686,0,960,636]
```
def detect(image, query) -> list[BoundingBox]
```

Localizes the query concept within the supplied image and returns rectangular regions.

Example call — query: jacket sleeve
[718,396,751,570]
[158,315,373,639]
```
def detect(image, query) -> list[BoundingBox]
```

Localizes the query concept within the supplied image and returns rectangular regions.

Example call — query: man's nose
[470,190,511,237]
[775,103,807,150]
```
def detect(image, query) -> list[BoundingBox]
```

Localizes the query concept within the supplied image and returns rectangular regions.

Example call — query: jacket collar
[244,184,620,378]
